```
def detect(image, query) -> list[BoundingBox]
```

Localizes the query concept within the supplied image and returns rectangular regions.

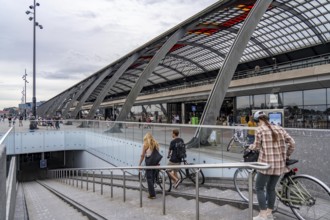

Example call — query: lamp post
[26,0,43,118]
[22,69,29,120]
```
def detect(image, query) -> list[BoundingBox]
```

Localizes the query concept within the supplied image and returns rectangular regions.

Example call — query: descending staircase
[16,176,296,220]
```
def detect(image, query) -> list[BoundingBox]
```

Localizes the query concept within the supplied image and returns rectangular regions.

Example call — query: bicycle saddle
[286,159,298,166]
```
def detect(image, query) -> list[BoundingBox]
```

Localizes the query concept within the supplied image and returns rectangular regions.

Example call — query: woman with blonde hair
[138,132,160,199]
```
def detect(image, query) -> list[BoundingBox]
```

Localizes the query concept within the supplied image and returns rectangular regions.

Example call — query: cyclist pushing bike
[167,129,186,189]
[248,111,295,220]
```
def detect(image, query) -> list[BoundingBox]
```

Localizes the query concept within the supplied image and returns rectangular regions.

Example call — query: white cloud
[0,0,217,109]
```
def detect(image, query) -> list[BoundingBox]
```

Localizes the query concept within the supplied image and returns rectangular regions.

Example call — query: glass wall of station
[129,104,167,123]
[104,88,329,129]
[236,88,330,129]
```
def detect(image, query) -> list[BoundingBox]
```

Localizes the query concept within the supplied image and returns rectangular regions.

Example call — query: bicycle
[227,126,248,152]
[177,159,205,186]
[139,167,172,192]
[233,159,330,220]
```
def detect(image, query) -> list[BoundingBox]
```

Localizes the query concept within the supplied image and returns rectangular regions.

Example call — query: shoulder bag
[145,149,163,166]
[243,149,259,162]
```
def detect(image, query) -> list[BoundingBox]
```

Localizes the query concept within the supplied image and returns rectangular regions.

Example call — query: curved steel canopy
[38,0,330,117]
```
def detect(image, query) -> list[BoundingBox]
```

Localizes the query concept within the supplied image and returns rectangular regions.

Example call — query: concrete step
[40,179,252,220]
[22,181,89,220]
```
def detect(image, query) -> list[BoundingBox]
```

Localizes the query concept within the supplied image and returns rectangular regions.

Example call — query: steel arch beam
[46,92,69,116]
[194,0,273,145]
[119,77,136,84]
[48,88,78,117]
[178,41,226,59]
[112,85,126,92]
[37,100,53,117]
[71,68,112,119]
[225,27,273,57]
[115,27,188,122]
[116,81,132,90]
[159,63,185,77]
[151,71,169,81]
[43,95,63,117]
[62,78,95,118]
[124,72,155,85]
[272,1,326,44]
[167,54,207,72]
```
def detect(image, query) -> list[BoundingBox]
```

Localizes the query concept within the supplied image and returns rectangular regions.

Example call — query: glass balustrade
[0,120,329,187]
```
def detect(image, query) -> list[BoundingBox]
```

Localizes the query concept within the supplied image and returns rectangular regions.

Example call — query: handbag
[145,149,163,166]
[243,149,259,162]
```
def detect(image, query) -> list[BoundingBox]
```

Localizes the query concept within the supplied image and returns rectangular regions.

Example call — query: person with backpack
[167,129,186,189]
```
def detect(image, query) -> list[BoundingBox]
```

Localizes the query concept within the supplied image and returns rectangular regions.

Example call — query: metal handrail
[0,127,13,145]
[49,162,270,220]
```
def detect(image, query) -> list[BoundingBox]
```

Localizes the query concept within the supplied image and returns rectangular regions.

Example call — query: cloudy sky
[0,0,218,110]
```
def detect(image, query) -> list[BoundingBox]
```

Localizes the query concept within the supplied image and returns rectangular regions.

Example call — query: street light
[22,69,29,120]
[26,0,43,118]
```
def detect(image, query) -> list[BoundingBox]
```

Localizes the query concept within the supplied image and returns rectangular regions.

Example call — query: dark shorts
[167,161,181,171]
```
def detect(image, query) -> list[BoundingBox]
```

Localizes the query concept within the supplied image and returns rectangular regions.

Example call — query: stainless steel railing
[49,162,270,220]
[0,127,15,220]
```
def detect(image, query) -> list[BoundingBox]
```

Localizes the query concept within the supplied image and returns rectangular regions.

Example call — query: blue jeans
[146,169,156,197]
[255,172,280,210]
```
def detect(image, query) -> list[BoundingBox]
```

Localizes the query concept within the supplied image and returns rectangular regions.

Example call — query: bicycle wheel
[156,170,172,192]
[227,137,235,151]
[186,166,205,185]
[286,175,330,220]
[233,168,258,203]
[138,170,148,189]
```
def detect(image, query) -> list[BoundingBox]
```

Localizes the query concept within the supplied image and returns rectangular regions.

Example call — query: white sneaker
[267,214,274,220]
[253,215,266,220]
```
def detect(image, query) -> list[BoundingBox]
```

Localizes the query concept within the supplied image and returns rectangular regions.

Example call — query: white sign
[270,94,278,104]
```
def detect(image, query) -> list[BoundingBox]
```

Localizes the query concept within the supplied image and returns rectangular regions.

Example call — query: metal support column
[115,28,187,122]
[62,78,94,118]
[181,102,185,124]
[46,92,69,116]
[192,0,273,145]
[71,69,112,119]
[86,53,141,119]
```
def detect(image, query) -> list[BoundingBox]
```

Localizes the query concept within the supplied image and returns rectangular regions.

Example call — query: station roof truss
[45,0,330,107]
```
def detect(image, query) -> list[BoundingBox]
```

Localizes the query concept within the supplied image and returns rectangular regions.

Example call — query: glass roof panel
[46,0,330,106]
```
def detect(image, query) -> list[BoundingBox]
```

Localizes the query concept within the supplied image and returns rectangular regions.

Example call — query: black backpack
[175,141,186,160]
